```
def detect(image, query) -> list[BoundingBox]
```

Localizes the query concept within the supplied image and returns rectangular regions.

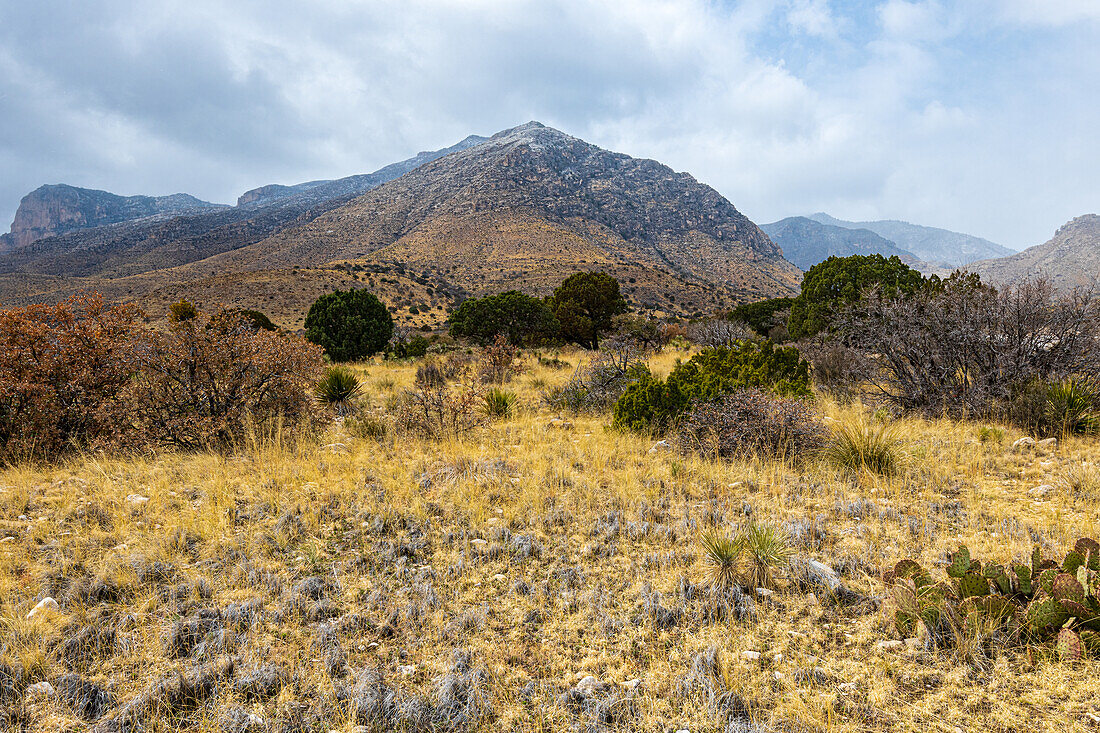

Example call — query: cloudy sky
[1,0,1098,250]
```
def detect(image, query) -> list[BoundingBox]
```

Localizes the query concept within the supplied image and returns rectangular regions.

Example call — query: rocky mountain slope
[970,214,1100,289]
[0,137,486,279]
[761,216,925,271]
[0,123,797,325]
[807,213,1012,267]
[0,184,224,252]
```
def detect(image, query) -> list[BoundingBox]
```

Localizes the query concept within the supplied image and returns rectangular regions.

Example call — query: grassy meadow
[2,346,1099,732]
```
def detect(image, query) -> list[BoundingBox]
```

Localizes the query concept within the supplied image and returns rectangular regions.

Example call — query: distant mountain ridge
[806,213,1013,267]
[0,122,799,326]
[970,214,1100,289]
[0,135,488,279]
[760,216,926,271]
[0,184,225,252]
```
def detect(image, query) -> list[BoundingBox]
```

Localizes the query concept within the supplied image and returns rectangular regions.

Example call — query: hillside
[970,214,1100,288]
[0,184,225,252]
[760,216,926,271]
[0,137,486,280]
[807,213,1012,267]
[200,122,798,319]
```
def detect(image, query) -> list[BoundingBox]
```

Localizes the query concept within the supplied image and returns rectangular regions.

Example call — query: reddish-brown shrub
[0,294,141,458]
[0,295,325,459]
[677,388,827,461]
[125,309,324,450]
[478,334,523,384]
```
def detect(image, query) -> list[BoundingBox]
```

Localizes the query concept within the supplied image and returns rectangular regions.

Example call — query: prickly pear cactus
[984,564,1012,595]
[1075,538,1099,571]
[889,578,921,635]
[1052,573,1087,606]
[1056,627,1084,660]
[1063,551,1086,575]
[1038,568,1058,595]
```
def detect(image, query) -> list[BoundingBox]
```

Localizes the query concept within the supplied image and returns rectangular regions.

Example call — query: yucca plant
[483,388,517,418]
[1045,378,1100,437]
[699,532,743,591]
[823,415,903,476]
[315,366,363,414]
[740,522,792,590]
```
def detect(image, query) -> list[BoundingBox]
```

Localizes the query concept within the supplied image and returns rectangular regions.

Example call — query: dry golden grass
[1,347,1099,731]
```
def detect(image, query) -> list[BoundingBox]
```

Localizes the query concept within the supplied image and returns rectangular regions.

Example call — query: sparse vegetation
[315,366,363,413]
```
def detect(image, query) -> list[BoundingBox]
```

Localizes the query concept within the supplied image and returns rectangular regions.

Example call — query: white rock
[398,665,416,676]
[470,539,488,546]
[620,678,642,690]
[0,536,14,544]
[26,681,55,697]
[648,440,672,453]
[125,494,149,507]
[876,640,903,651]
[322,443,351,454]
[804,559,842,592]
[838,682,857,693]
[27,597,58,619]
[1037,437,1058,447]
[1012,437,1036,449]
[575,675,601,694]
[755,587,774,598]
[772,671,785,681]
[492,574,506,582]
[1029,485,1053,498]
[773,653,784,664]
[741,651,761,661]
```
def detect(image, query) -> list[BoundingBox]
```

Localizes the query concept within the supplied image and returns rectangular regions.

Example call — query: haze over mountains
[0,121,1093,328]
[971,215,1100,289]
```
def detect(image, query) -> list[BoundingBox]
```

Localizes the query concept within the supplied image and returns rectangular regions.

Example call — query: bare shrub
[542,339,650,413]
[677,389,827,461]
[477,334,522,384]
[396,383,486,438]
[840,275,1100,420]
[688,319,753,348]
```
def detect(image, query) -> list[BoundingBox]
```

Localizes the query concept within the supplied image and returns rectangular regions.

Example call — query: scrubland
[1,347,1099,732]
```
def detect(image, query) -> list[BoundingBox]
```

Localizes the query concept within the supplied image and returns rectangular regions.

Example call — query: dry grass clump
[822,415,905,475]
[0,346,1098,732]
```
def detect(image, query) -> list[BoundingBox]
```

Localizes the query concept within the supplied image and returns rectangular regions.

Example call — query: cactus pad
[1052,573,1087,606]
[947,546,971,578]
[1025,595,1068,635]
[957,572,990,599]
[1056,627,1084,660]
[1038,568,1058,595]
[1014,564,1033,596]
[1063,550,1086,575]
[1075,538,1100,570]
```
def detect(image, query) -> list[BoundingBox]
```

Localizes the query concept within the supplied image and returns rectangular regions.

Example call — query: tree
[304,289,394,362]
[729,297,794,338]
[548,272,627,349]
[787,255,928,339]
[449,290,559,345]
[237,309,277,331]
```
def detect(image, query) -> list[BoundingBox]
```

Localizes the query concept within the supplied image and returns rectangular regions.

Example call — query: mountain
[0,184,225,252]
[0,122,798,327]
[806,213,1013,267]
[970,214,1100,289]
[0,135,488,279]
[760,216,925,271]
[200,121,798,320]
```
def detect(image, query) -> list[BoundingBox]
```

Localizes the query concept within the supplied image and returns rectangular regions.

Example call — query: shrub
[395,384,486,438]
[237,309,276,331]
[477,334,522,384]
[822,415,903,475]
[788,254,927,338]
[699,532,741,591]
[543,340,651,413]
[688,320,753,348]
[612,314,668,351]
[729,297,794,337]
[740,523,793,590]
[389,326,431,358]
[548,272,627,349]
[346,415,389,441]
[127,309,324,450]
[315,366,363,414]
[840,275,1100,421]
[483,388,517,418]
[305,289,394,362]
[613,340,812,433]
[168,299,199,323]
[0,294,141,458]
[677,389,827,461]
[448,290,559,346]
[416,360,448,389]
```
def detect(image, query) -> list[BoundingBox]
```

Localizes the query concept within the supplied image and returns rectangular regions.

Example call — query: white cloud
[0,0,1098,249]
